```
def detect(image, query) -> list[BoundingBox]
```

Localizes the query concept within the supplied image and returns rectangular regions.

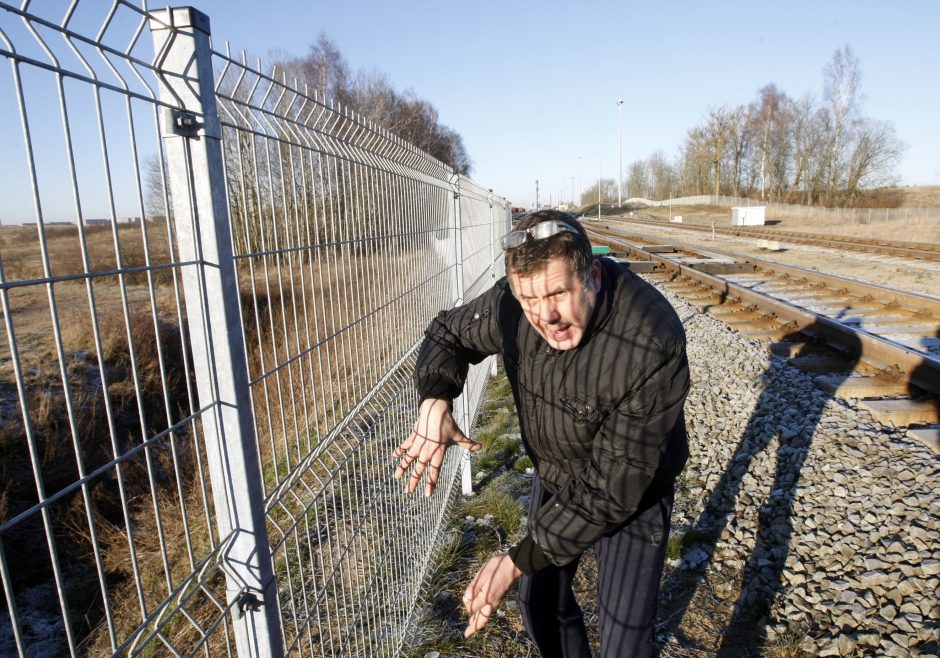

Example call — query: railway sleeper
[618,260,660,274]
[815,374,910,398]
[786,354,856,373]
[722,318,780,332]
[850,315,935,327]
[905,427,940,455]
[737,327,794,341]
[857,398,939,428]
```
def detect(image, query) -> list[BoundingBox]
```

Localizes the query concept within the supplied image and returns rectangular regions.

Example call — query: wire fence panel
[0,2,241,656]
[0,2,510,656]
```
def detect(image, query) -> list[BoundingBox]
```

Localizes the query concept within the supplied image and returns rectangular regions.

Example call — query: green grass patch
[512,454,533,473]
[666,527,723,561]
[474,432,521,472]
[460,488,525,539]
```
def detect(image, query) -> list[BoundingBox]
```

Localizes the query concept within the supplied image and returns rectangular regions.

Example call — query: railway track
[615,214,940,261]
[587,225,940,452]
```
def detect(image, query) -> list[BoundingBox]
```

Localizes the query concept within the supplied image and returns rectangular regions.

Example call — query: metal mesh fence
[0,2,510,656]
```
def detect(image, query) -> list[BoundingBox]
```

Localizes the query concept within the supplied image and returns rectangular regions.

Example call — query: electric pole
[617,99,624,207]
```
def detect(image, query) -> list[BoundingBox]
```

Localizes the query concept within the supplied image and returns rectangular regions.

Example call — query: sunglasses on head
[500,220,579,250]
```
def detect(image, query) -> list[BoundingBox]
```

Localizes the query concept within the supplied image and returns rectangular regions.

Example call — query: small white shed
[731,206,765,226]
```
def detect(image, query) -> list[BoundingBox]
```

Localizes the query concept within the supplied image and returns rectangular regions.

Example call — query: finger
[463,604,494,638]
[464,578,492,615]
[462,572,482,611]
[393,430,417,459]
[453,432,482,452]
[425,450,446,496]
[405,457,430,493]
[394,451,418,480]
[424,462,441,497]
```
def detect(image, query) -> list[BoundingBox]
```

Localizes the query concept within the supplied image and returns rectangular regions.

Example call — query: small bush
[512,454,533,473]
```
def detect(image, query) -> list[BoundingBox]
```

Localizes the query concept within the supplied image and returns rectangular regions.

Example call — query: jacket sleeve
[510,334,690,574]
[413,280,509,401]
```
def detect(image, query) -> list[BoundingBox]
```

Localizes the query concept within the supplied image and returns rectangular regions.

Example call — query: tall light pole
[578,156,582,207]
[617,99,624,207]
[535,179,539,209]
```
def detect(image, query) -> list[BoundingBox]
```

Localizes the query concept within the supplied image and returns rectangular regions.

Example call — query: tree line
[274,34,472,176]
[145,33,473,253]
[612,46,903,207]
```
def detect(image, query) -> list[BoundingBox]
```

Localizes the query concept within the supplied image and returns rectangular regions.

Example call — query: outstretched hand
[462,554,523,637]
[394,398,480,496]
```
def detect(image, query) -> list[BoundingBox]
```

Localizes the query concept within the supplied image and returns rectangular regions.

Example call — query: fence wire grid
[0,2,510,656]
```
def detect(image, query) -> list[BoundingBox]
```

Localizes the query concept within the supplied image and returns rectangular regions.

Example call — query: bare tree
[823,45,863,201]
[647,150,676,200]
[143,153,169,220]
[625,159,649,199]
[789,93,828,204]
[725,105,752,198]
[750,84,795,200]
[677,126,711,196]
[581,178,617,205]
[844,118,903,200]
[273,34,472,175]
[703,106,734,196]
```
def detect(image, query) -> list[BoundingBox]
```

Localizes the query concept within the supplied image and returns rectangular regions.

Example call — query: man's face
[509,257,601,350]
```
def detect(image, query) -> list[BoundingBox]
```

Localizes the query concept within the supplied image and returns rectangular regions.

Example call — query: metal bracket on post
[236,590,263,618]
[165,109,201,137]
[149,7,282,657]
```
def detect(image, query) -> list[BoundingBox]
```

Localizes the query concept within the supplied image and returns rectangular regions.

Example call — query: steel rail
[588,228,940,396]
[600,224,940,318]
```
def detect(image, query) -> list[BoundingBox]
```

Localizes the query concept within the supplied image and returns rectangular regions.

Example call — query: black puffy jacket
[414,257,690,574]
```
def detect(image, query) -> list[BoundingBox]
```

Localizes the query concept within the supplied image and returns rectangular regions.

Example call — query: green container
[591,245,610,255]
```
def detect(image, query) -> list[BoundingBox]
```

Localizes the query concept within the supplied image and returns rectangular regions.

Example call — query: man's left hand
[462,554,523,637]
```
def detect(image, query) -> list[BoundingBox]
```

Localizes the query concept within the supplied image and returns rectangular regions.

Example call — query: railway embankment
[657,283,938,657]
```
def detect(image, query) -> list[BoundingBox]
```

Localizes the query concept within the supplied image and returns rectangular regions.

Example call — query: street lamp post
[617,99,624,207]
[578,156,582,207]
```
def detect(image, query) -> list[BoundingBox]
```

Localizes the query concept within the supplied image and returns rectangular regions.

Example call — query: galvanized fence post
[149,8,282,657]
[488,191,499,378]
[451,174,475,496]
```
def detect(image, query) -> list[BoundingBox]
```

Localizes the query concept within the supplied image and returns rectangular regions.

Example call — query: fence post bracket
[165,108,201,137]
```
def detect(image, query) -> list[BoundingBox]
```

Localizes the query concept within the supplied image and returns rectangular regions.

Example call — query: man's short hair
[504,210,594,285]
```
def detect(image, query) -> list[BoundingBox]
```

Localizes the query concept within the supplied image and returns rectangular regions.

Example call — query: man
[394,210,689,657]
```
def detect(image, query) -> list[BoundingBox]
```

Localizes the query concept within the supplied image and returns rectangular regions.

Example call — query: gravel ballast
[654,280,939,657]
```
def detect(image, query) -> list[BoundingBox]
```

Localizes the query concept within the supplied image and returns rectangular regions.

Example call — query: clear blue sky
[2,0,938,221]
[192,0,939,209]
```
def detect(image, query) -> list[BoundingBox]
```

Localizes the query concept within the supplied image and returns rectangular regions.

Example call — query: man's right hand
[394,398,480,496]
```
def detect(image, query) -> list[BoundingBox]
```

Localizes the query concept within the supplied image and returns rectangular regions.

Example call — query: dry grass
[883,184,940,207]
[0,219,456,654]
[0,223,176,286]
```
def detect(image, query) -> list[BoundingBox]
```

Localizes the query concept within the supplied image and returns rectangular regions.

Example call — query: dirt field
[891,184,940,207]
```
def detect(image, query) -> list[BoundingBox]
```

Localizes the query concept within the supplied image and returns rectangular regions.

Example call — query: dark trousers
[518,477,673,658]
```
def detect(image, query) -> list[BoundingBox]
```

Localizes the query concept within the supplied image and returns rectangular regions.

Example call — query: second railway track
[614,214,940,261]
[586,224,940,451]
